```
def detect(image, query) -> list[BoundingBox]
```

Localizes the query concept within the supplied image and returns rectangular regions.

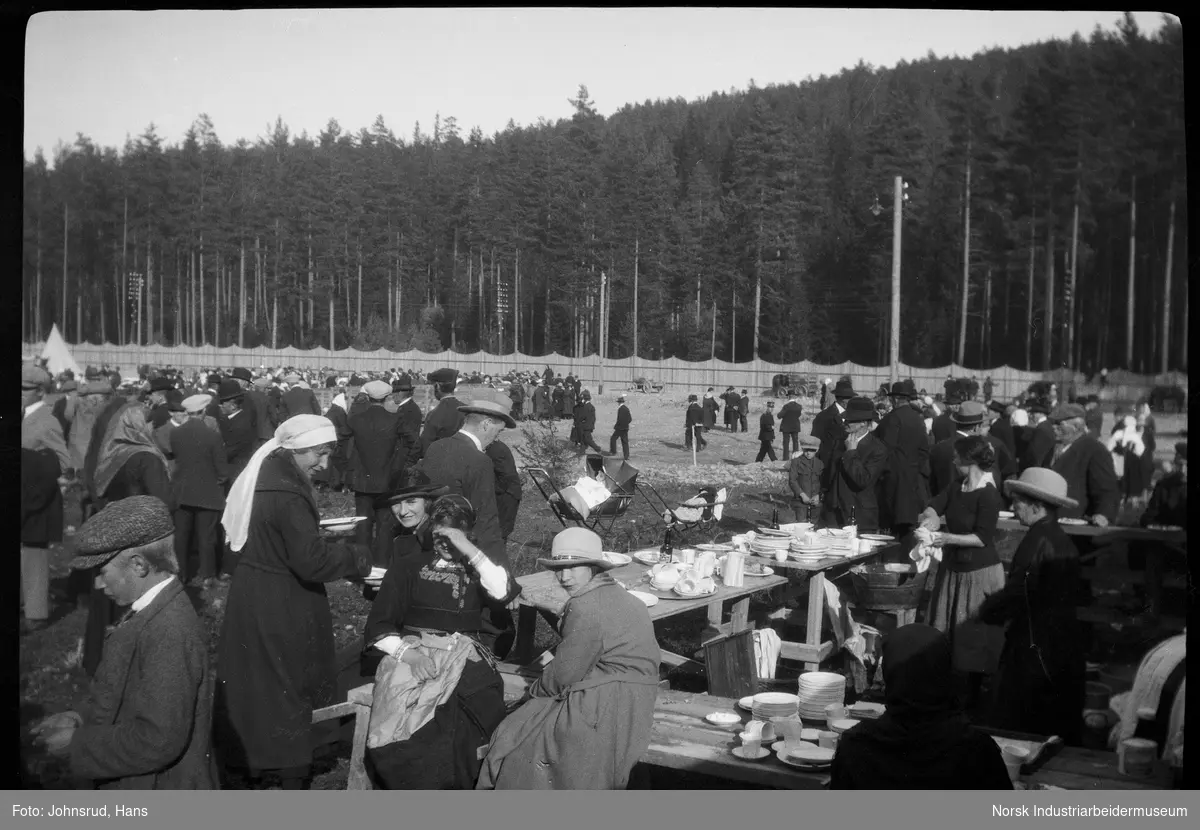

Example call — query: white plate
[732,745,771,761]
[775,748,832,769]
[743,564,775,577]
[627,590,659,608]
[320,516,368,527]
[737,696,756,712]
[755,692,800,706]
[602,552,633,566]
[705,711,742,727]
[829,718,860,733]
[756,527,794,537]
[673,583,718,598]
[631,549,664,566]
[858,533,895,542]
[785,745,835,764]
[847,702,885,719]
[1059,517,1088,526]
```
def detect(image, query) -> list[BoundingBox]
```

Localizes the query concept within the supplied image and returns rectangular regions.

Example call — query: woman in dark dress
[215,414,372,790]
[830,624,1012,790]
[975,467,1086,746]
[371,468,450,570]
[361,495,521,789]
[915,435,1004,709]
[81,402,173,677]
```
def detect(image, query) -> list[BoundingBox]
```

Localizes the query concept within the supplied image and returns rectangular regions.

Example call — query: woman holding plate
[215,414,373,790]
[477,528,661,790]
[361,495,521,789]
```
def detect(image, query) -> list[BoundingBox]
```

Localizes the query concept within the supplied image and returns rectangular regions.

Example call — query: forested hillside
[22,13,1184,372]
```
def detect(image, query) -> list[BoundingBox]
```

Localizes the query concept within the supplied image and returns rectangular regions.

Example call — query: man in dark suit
[685,394,706,451]
[573,389,604,454]
[738,389,750,432]
[931,391,961,444]
[988,399,1017,459]
[812,378,854,524]
[721,386,740,432]
[346,380,407,562]
[30,496,216,789]
[1020,399,1056,472]
[486,437,522,543]
[609,394,632,459]
[929,401,989,498]
[778,393,804,459]
[420,368,465,455]
[875,379,931,535]
[170,394,231,586]
[827,397,889,532]
[217,380,258,483]
[756,400,778,462]
[390,374,424,483]
[1083,394,1104,439]
[281,374,321,419]
[146,376,176,429]
[235,369,275,444]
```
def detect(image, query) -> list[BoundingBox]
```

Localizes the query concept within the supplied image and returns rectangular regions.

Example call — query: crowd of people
[20,357,1185,790]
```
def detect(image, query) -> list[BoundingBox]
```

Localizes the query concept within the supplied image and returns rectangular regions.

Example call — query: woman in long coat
[215,415,372,789]
[477,528,661,790]
[82,403,173,677]
[975,468,1085,746]
[701,389,720,431]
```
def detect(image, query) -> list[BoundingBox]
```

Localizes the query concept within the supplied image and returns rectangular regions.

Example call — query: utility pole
[890,176,903,383]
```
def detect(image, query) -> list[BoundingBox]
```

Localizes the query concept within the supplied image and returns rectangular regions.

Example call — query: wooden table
[757,546,891,671]
[510,561,787,670]
[995,517,1186,543]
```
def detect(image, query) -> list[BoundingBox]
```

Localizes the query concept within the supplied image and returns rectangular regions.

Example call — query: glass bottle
[770,506,780,529]
[659,526,675,563]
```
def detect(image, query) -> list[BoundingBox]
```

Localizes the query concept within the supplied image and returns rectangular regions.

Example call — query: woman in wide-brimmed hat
[371,468,450,575]
[362,495,520,790]
[478,527,660,790]
[974,468,1085,744]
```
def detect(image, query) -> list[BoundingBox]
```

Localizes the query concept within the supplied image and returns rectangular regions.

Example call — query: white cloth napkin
[910,526,943,574]
[754,628,782,680]
[573,476,612,509]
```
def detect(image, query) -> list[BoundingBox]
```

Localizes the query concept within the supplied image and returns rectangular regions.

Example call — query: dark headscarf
[828,624,1012,790]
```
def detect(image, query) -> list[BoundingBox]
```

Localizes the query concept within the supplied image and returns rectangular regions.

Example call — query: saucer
[737,695,756,712]
[732,745,770,761]
[705,711,742,727]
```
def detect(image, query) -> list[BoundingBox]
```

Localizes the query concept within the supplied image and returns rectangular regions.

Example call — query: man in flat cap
[21,364,72,632]
[29,496,216,789]
[170,395,230,586]
[421,368,465,455]
[1047,403,1118,526]
[343,380,412,562]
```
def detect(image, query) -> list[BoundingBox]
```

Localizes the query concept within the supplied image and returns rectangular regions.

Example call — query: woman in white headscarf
[214,415,372,790]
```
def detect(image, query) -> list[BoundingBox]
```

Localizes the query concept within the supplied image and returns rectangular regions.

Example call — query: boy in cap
[787,435,823,522]
[609,394,632,459]
[29,496,216,788]
[421,368,464,454]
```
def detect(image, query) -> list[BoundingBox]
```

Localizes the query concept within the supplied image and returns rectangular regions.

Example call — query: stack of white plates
[789,539,830,564]
[750,536,792,557]
[750,692,800,721]
[796,672,846,721]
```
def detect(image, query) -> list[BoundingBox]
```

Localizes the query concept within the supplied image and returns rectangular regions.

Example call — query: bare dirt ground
[18,389,1186,789]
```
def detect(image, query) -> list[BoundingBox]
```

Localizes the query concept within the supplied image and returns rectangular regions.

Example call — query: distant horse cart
[770,374,817,398]
[629,376,665,393]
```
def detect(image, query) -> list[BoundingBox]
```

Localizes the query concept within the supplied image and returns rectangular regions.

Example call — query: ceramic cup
[677,576,699,594]
[774,549,788,562]
[1118,738,1156,777]
[825,703,847,722]
[817,731,839,750]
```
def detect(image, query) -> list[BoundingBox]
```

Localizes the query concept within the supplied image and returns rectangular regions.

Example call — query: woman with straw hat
[214,414,373,790]
[974,468,1086,745]
[477,528,660,789]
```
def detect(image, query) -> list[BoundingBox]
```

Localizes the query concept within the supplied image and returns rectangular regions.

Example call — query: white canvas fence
[24,341,1187,404]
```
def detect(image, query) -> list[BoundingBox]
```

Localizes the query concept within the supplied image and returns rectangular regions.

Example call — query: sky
[24,8,1174,162]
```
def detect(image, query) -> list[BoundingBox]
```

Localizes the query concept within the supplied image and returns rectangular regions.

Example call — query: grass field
[17,389,1187,789]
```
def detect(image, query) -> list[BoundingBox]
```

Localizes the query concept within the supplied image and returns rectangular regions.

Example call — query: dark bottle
[659,526,675,563]
[770,507,780,529]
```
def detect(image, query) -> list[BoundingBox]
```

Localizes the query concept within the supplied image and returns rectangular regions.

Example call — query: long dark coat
[1020,421,1056,471]
[1050,435,1120,522]
[70,580,217,789]
[829,432,889,531]
[811,403,846,491]
[347,404,404,494]
[701,395,720,430]
[976,517,1085,745]
[420,395,464,455]
[420,433,507,566]
[281,387,321,419]
[476,573,660,789]
[778,401,804,434]
[219,409,259,480]
[990,416,1016,458]
[214,453,370,772]
[931,412,957,445]
[875,404,931,527]
[169,418,230,511]
[21,447,63,545]
[394,397,424,474]
[486,439,522,541]
[244,388,276,442]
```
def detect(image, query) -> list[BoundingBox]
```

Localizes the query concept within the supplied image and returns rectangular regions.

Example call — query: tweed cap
[71,495,175,570]
[364,380,392,400]
[183,393,213,414]
[1048,403,1087,423]
[799,434,820,450]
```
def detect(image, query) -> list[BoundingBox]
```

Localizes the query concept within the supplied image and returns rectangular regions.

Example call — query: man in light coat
[30,496,216,789]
